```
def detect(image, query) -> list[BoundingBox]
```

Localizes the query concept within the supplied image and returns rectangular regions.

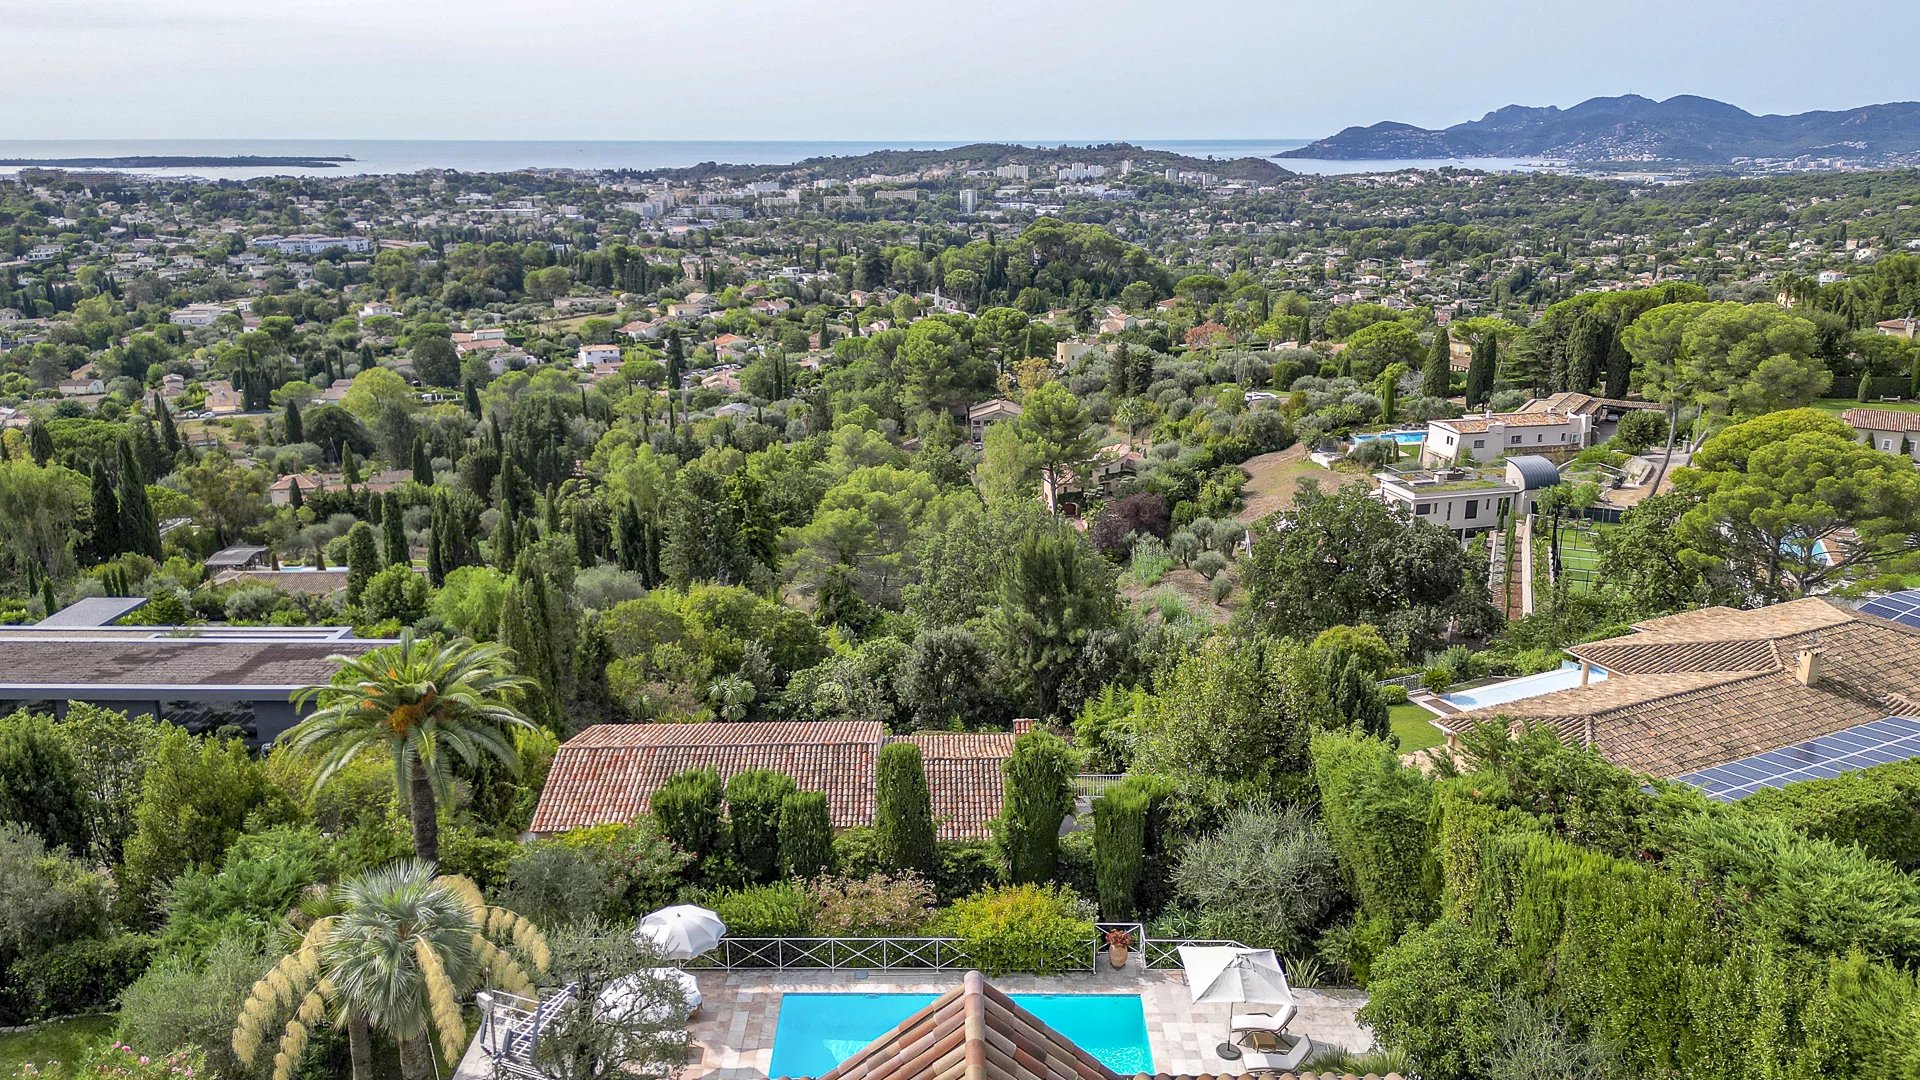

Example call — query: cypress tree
[726,769,798,884]
[1092,784,1149,920]
[40,575,56,619]
[779,791,835,879]
[381,492,407,566]
[88,460,122,562]
[572,503,596,569]
[155,397,180,458]
[411,435,434,486]
[426,529,445,586]
[283,398,304,444]
[117,441,160,559]
[26,419,52,466]
[874,741,937,877]
[997,730,1076,885]
[1422,329,1451,399]
[463,379,482,419]
[341,444,361,486]
[570,614,614,723]
[288,478,304,510]
[344,522,378,604]
[652,768,723,861]
[1465,333,1496,408]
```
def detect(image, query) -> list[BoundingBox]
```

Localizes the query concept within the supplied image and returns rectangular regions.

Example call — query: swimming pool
[768,992,1152,1077]
[1352,430,1427,445]
[1443,662,1607,710]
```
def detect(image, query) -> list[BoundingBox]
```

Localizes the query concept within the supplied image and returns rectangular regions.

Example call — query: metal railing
[1073,773,1126,796]
[685,936,970,971]
[1143,937,1251,970]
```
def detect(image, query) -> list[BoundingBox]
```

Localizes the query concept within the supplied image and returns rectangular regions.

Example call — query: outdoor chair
[1231,1005,1301,1052]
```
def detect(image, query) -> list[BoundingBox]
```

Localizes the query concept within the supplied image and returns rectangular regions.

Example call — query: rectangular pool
[1352,430,1427,445]
[1442,662,1606,710]
[768,991,1152,1077]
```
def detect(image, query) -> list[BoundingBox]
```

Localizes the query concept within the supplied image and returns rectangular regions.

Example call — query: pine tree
[344,522,379,604]
[283,398,304,443]
[88,460,122,562]
[411,435,434,486]
[1422,329,1452,399]
[117,440,161,560]
[382,492,407,566]
[874,742,937,876]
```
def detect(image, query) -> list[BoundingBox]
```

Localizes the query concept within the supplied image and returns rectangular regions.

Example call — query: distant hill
[639,142,1292,183]
[1278,95,1920,163]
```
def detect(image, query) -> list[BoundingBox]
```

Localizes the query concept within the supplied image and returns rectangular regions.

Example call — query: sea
[0,138,1550,180]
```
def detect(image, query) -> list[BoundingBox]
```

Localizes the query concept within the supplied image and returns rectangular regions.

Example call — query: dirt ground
[1236,445,1369,523]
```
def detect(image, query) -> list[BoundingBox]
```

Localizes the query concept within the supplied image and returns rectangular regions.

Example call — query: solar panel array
[1674,716,1920,801]
[1857,589,1920,629]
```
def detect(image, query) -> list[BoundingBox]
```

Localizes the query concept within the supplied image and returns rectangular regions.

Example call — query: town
[0,135,1918,1080]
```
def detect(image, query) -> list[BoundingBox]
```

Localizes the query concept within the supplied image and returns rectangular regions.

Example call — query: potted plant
[1104,928,1134,970]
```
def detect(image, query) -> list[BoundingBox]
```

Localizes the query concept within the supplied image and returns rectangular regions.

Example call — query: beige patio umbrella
[1178,946,1298,1061]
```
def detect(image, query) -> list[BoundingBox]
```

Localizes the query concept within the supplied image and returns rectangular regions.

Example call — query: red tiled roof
[528,722,1015,839]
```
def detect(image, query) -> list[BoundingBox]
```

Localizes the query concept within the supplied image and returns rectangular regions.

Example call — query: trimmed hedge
[1736,758,1920,870]
[1309,731,1437,934]
[726,769,797,884]
[778,791,835,880]
[19,933,156,1020]
[654,767,723,859]
[1091,784,1148,920]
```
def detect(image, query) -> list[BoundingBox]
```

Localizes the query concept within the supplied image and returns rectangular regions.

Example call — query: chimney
[1012,718,1037,736]
[1794,649,1823,688]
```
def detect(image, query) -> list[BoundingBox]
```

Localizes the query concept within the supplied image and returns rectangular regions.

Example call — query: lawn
[1390,702,1445,753]
[0,1015,116,1074]
[1811,396,1920,415]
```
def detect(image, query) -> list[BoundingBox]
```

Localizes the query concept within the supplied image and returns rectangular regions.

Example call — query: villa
[1436,596,1920,796]
[1842,407,1920,463]
[1421,408,1593,466]
[1372,455,1560,535]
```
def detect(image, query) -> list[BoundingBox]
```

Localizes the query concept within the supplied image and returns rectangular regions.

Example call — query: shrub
[115,935,265,1080]
[1309,731,1436,935]
[1171,803,1346,952]
[500,842,620,928]
[1191,550,1228,580]
[1359,920,1518,1080]
[804,873,936,936]
[933,839,1003,902]
[0,710,90,854]
[726,769,797,884]
[709,881,811,936]
[994,731,1076,884]
[1092,784,1148,919]
[20,934,156,1020]
[779,791,835,880]
[558,819,692,917]
[358,562,428,624]
[653,768,724,859]
[874,742,936,876]
[437,825,521,892]
[830,826,884,879]
[936,884,1096,976]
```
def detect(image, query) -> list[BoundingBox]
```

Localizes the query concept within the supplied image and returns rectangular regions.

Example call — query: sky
[7,0,1917,141]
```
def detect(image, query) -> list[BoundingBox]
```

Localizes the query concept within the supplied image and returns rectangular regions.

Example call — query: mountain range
[1277,95,1920,163]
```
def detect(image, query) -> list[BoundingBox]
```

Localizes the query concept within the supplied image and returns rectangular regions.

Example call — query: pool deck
[681,963,1373,1079]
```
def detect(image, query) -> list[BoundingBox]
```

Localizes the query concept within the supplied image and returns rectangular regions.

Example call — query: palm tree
[234,861,549,1080]
[289,631,535,863]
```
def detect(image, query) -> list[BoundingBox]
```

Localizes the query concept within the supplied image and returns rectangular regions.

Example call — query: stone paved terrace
[681,964,1374,1080]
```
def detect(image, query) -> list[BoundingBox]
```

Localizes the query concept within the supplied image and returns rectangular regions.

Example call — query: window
[1509,435,1522,444]
[1473,439,1485,449]
[1415,502,1432,514]
[1464,499,1478,520]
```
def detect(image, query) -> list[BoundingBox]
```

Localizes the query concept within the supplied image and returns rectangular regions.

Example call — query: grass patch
[1554,522,1609,597]
[0,1015,116,1074]
[1390,702,1445,753]
[1811,396,1920,415]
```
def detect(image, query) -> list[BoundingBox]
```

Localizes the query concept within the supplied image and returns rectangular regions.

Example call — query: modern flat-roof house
[1422,408,1594,466]
[528,721,1017,840]
[0,604,389,743]
[1437,596,1920,797]
[1373,455,1559,535]
[1515,392,1664,441]
[1842,407,1920,464]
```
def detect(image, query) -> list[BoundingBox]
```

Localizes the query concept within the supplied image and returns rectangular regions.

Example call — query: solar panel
[1672,716,1920,801]
[1857,589,1920,629]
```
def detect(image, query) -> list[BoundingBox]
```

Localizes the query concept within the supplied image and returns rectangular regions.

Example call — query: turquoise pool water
[1352,430,1427,445]
[1443,662,1607,709]
[768,991,1152,1077]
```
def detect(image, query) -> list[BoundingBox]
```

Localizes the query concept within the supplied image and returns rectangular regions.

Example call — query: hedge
[726,769,797,884]
[1736,758,1920,870]
[19,933,157,1021]
[1091,785,1148,920]
[1309,731,1437,934]
[654,767,723,859]
[778,791,835,880]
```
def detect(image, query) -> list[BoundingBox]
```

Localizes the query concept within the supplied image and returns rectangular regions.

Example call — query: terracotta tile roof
[1843,408,1920,433]
[1435,411,1580,434]
[528,723,1016,839]
[1451,598,1920,779]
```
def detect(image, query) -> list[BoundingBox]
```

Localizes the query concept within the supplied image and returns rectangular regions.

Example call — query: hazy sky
[8,0,1915,141]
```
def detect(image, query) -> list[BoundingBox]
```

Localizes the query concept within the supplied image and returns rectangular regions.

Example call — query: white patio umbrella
[1178,946,1295,1060]
[634,904,727,960]
[597,968,702,1024]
